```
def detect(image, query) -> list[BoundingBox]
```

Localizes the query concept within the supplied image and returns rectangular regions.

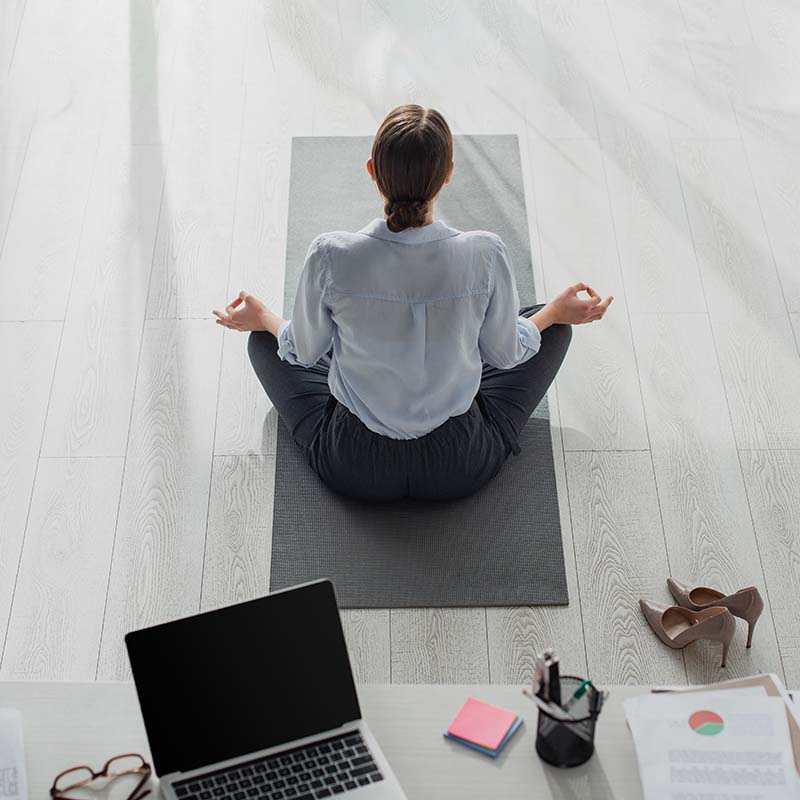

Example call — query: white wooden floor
[1,0,799,688]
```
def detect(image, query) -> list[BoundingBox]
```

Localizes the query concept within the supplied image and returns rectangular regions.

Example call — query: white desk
[0,682,647,799]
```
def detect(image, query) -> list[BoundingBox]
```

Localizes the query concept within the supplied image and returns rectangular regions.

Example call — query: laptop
[125,579,407,799]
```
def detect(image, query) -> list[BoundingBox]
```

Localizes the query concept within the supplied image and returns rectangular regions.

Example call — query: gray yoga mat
[270,135,567,608]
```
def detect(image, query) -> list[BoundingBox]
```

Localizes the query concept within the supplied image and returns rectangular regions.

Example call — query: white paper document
[0,710,26,800]
[625,690,800,800]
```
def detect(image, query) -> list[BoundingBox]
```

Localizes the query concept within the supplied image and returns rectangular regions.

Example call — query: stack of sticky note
[444,697,523,757]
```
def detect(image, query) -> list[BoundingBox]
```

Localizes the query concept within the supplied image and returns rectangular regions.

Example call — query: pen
[543,650,561,707]
[563,679,593,712]
[589,686,607,716]
[533,653,549,701]
[522,689,579,722]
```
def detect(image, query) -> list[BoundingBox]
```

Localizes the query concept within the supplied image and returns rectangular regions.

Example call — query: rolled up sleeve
[277,235,334,367]
[478,237,541,369]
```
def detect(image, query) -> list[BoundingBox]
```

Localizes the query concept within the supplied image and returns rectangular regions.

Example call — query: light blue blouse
[277,217,541,439]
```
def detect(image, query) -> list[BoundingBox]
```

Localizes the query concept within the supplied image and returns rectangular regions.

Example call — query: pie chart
[688,710,725,736]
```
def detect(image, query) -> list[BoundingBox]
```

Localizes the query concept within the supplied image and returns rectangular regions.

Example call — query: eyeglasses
[50,753,152,800]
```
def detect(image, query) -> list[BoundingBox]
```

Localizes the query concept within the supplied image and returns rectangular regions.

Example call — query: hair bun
[385,198,429,232]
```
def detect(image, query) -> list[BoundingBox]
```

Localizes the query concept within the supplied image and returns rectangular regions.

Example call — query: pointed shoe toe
[666,577,693,604]
[639,599,681,650]
[639,598,669,623]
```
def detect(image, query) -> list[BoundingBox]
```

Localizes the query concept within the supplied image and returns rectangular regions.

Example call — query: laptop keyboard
[173,731,385,799]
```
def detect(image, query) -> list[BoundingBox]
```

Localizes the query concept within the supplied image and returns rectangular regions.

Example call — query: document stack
[624,674,800,800]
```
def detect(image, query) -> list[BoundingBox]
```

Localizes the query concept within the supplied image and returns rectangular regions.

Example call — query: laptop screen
[125,580,361,776]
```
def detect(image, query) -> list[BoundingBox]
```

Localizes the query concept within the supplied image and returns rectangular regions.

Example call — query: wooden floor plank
[145,132,240,320]
[143,0,247,320]
[7,0,109,145]
[537,0,629,104]
[0,0,27,77]
[556,296,649,452]
[240,0,315,145]
[515,1,598,139]
[0,129,98,321]
[0,146,27,250]
[215,331,279,457]
[606,0,739,139]
[567,450,686,686]
[712,314,800,450]
[215,143,289,456]
[745,0,800,48]
[740,1,800,112]
[679,3,754,116]
[341,610,391,684]
[226,144,289,313]
[740,449,800,687]
[679,0,754,45]
[596,106,706,313]
[391,609,489,684]
[0,322,61,662]
[530,134,648,451]
[99,0,178,146]
[631,312,785,683]
[487,395,588,683]
[166,0,246,148]
[531,135,622,298]
[738,111,800,313]
[0,27,38,153]
[97,319,222,680]
[201,455,274,612]
[0,457,123,680]
[673,138,785,320]
[41,144,165,457]
[0,77,34,155]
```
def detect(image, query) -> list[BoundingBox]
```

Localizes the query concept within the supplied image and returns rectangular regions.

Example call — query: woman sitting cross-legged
[214,104,612,502]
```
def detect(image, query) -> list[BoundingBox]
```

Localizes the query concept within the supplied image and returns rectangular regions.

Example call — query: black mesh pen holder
[535,676,601,768]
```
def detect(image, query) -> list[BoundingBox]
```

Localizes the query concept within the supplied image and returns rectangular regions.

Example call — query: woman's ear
[366,158,375,181]
[445,160,454,184]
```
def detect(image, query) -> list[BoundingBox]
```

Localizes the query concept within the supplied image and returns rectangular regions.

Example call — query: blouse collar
[358,217,461,244]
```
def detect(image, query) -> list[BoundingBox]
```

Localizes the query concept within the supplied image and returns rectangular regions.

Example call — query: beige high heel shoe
[639,600,736,668]
[667,578,764,648]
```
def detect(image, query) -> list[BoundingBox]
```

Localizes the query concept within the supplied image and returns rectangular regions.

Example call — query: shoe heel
[715,611,736,669]
[743,590,764,648]
[746,616,758,648]
[721,639,730,669]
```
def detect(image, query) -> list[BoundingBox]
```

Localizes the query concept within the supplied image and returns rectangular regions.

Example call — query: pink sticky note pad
[447,697,518,750]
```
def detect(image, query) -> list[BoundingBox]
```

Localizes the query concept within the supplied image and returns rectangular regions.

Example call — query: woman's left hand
[213,292,281,334]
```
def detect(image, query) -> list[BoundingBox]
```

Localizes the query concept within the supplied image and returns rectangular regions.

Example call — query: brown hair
[371,105,453,233]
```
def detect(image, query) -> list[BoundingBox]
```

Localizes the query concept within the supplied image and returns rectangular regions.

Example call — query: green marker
[564,679,594,712]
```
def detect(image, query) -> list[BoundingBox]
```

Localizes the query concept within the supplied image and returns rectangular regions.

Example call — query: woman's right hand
[533,283,613,329]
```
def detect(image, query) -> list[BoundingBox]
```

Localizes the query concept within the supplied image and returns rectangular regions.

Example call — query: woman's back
[277,217,541,439]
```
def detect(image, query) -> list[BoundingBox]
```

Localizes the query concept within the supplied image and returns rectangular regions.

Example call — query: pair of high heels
[640,578,764,669]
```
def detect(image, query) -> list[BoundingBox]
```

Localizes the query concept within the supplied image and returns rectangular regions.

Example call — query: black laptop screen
[125,580,361,776]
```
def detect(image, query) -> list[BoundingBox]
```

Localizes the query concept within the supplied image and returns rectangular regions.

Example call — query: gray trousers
[248,305,571,501]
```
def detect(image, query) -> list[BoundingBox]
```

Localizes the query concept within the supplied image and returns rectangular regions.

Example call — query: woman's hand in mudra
[531,283,613,331]
[213,292,284,336]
